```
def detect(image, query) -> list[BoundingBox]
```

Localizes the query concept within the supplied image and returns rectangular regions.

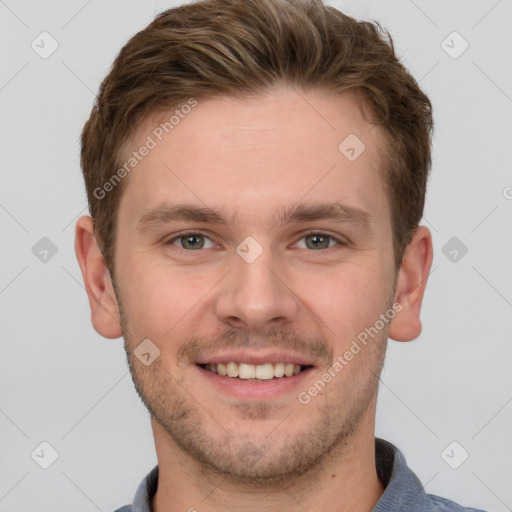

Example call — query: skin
[75,85,433,512]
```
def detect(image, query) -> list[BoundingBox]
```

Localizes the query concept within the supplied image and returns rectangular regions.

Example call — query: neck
[151,405,384,512]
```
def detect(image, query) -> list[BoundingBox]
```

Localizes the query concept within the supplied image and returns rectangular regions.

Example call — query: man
[74,0,486,510]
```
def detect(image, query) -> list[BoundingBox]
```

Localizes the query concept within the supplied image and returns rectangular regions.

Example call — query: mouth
[194,360,315,400]
[197,362,313,381]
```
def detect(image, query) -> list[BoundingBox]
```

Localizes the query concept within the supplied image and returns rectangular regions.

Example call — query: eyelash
[164,230,346,251]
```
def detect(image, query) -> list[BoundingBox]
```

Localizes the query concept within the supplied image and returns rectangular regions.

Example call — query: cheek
[117,257,220,338]
[301,261,390,345]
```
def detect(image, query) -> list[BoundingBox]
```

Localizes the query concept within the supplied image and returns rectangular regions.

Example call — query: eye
[166,231,217,250]
[295,232,344,250]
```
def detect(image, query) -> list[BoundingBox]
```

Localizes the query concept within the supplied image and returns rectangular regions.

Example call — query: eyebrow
[136,201,371,231]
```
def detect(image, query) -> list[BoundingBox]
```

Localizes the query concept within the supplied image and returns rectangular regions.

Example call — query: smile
[195,361,314,400]
[198,362,311,380]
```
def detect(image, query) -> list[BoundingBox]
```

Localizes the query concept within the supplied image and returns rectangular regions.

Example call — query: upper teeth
[205,362,302,379]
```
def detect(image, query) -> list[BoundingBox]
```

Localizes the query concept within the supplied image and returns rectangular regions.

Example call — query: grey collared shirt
[114,438,487,512]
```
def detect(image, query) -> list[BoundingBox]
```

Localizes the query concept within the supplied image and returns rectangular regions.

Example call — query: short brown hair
[80,0,433,272]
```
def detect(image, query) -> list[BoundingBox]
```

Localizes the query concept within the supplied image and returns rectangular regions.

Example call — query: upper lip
[194,350,317,367]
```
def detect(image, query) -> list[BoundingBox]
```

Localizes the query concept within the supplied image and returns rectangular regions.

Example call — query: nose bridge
[214,241,299,330]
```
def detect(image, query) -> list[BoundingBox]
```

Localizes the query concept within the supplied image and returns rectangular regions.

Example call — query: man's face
[113,86,397,482]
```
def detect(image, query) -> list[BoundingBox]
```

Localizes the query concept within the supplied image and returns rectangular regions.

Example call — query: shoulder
[375,438,488,512]
[112,464,159,512]
[422,491,488,511]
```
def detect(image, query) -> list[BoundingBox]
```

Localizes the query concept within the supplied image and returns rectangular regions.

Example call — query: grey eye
[169,233,216,250]
[297,233,339,250]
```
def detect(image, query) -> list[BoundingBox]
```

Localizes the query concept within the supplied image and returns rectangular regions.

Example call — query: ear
[74,216,123,339]
[388,225,433,342]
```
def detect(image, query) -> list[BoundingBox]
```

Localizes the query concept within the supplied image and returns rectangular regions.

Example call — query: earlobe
[388,225,433,342]
[74,216,123,339]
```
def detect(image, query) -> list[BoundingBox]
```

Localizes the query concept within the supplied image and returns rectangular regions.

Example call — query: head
[76,0,433,483]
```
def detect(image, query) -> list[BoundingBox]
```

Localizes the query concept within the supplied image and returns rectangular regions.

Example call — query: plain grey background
[1,0,511,510]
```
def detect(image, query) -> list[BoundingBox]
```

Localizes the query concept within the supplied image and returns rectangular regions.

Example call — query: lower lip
[194,364,314,400]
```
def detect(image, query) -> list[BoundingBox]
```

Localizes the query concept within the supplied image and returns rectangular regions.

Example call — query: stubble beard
[117,294,389,486]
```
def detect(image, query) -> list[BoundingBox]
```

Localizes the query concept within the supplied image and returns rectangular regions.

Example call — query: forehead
[118,86,389,226]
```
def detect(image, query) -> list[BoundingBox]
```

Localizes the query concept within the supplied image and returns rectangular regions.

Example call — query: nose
[214,245,300,332]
